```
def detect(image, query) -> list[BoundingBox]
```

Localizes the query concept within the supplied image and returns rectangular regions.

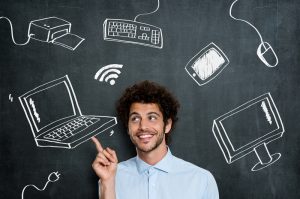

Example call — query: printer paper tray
[52,33,85,50]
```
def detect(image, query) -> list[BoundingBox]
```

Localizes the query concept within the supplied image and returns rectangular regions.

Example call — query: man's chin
[136,144,156,153]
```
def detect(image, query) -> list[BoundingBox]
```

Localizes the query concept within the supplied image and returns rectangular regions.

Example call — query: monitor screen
[213,93,284,164]
[25,82,76,134]
[220,97,280,151]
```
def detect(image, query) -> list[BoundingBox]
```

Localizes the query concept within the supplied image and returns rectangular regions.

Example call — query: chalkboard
[1,0,300,198]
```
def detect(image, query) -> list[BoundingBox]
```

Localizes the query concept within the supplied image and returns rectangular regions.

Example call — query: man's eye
[149,116,157,121]
[130,116,140,122]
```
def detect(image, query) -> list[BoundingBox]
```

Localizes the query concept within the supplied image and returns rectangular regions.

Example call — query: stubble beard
[129,128,166,153]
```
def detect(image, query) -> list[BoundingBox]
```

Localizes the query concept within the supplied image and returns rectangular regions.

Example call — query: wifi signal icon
[94,64,123,85]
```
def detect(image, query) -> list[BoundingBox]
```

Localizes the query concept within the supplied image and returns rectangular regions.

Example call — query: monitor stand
[252,142,281,171]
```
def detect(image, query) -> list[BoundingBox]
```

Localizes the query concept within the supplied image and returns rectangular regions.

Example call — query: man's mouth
[138,134,154,139]
[136,132,155,142]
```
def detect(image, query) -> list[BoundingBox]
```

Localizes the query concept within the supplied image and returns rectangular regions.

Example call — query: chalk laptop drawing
[19,75,117,149]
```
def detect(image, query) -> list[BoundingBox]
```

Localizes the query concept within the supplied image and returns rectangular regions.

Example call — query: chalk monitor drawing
[103,0,163,49]
[185,42,229,86]
[19,75,117,149]
[212,93,285,171]
[21,171,61,199]
[0,16,84,50]
[229,0,278,67]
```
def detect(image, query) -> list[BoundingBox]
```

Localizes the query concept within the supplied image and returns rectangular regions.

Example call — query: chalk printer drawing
[19,75,117,149]
[0,16,84,50]
[185,42,229,86]
[103,0,163,49]
[229,0,278,67]
[21,171,61,199]
[212,93,285,171]
[94,64,124,86]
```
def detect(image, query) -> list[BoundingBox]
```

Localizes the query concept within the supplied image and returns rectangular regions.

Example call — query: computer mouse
[257,42,278,67]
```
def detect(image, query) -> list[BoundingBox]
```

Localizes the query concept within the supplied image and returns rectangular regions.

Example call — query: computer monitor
[212,93,284,171]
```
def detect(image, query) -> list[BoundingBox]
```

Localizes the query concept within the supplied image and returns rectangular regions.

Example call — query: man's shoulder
[171,154,213,177]
[117,156,137,172]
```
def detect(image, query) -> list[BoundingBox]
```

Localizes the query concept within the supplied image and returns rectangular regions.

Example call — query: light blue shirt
[113,149,219,199]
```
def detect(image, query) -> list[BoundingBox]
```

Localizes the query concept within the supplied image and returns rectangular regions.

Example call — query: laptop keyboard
[43,116,100,141]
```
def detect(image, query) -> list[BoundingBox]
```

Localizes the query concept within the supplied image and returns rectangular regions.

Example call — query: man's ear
[165,119,172,134]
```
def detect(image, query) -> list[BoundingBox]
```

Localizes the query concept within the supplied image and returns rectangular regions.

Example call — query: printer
[28,17,84,50]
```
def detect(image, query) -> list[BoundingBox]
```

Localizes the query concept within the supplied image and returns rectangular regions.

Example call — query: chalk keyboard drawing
[19,75,117,149]
[103,0,163,49]
[229,0,278,67]
[212,92,285,171]
[21,171,61,199]
[94,64,123,85]
[0,16,84,50]
[185,42,229,86]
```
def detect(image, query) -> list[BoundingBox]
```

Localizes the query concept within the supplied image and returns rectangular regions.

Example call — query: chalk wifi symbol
[94,64,123,85]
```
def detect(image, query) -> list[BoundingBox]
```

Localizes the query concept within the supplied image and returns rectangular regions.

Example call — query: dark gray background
[1,0,299,198]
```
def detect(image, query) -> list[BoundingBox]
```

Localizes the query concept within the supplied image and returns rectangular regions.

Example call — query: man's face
[128,102,172,153]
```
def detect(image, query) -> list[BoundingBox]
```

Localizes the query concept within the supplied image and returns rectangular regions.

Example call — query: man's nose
[138,119,148,130]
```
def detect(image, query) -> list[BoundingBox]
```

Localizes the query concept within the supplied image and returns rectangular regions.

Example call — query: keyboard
[43,116,100,141]
[103,18,163,49]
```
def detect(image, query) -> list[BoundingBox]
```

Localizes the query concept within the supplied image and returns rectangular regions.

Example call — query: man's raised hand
[91,136,118,182]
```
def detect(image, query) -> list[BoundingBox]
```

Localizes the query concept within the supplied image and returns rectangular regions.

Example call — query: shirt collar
[135,148,174,174]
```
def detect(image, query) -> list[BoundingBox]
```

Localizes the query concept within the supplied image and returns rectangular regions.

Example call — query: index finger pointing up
[91,136,103,152]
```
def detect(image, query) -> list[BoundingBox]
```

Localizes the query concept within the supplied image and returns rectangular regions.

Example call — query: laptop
[19,75,117,149]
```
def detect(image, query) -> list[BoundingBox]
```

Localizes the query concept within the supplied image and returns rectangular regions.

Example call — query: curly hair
[116,80,180,144]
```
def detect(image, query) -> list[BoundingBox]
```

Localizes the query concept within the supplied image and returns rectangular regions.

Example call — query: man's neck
[137,143,168,165]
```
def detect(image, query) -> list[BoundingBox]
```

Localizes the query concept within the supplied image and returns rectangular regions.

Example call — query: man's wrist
[99,178,116,199]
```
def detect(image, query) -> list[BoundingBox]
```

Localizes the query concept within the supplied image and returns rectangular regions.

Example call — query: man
[91,80,219,199]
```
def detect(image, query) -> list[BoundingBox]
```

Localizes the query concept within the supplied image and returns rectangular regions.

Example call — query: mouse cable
[0,16,33,46]
[21,171,61,199]
[229,0,265,45]
[134,0,160,22]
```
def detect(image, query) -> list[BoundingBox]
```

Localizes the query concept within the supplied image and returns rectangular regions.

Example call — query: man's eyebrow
[147,112,161,117]
[128,112,161,117]
[129,112,140,117]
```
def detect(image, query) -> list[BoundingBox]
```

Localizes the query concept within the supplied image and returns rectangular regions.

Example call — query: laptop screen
[25,81,76,134]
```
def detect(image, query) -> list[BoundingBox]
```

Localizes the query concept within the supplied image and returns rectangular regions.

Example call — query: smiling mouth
[138,134,154,139]
[136,132,156,142]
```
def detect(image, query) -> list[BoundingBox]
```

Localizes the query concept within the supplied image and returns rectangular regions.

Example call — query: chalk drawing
[212,92,285,171]
[0,17,33,45]
[94,64,123,86]
[103,0,163,49]
[21,171,61,199]
[0,16,84,50]
[185,42,229,86]
[19,75,117,149]
[9,94,14,102]
[229,0,278,67]
[109,130,114,136]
